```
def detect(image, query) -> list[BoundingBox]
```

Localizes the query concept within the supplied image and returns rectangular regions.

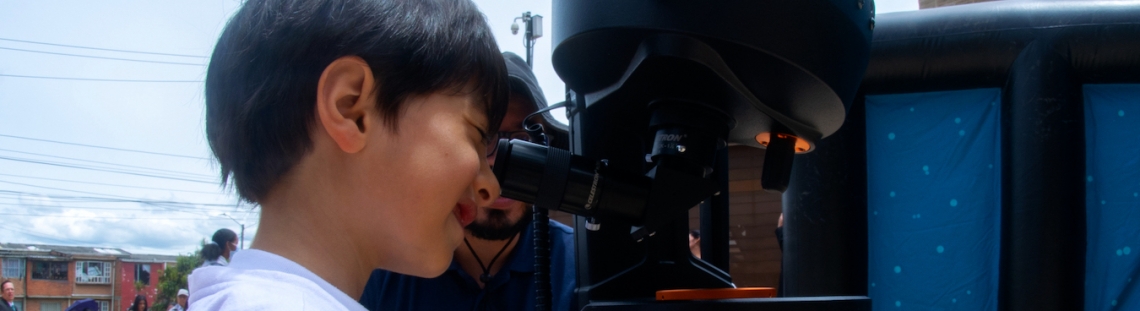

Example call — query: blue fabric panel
[1084,84,1140,311]
[865,89,1002,311]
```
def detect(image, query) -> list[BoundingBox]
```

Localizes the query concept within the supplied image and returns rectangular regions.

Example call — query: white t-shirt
[200,256,228,267]
[188,249,367,311]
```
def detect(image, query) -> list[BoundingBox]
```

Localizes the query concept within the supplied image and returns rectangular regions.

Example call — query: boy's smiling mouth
[454,203,476,227]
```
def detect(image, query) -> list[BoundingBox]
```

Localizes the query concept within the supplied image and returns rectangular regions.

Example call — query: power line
[0,182,244,218]
[0,147,216,180]
[0,173,225,195]
[0,37,208,58]
[0,194,256,218]
[0,201,256,214]
[0,179,168,201]
[0,74,202,83]
[0,134,209,160]
[0,190,244,209]
[0,156,216,184]
[0,46,204,66]
[0,190,247,208]
[0,181,243,216]
[0,197,252,221]
[0,212,221,221]
[0,222,78,245]
[0,191,246,218]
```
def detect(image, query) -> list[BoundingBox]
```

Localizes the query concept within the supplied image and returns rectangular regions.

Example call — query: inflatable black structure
[786,1,1140,311]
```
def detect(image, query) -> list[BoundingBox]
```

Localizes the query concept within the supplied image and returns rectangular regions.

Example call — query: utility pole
[220,213,246,249]
[511,11,543,68]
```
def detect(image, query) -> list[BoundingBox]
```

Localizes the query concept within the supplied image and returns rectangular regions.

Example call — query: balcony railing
[76,275,112,284]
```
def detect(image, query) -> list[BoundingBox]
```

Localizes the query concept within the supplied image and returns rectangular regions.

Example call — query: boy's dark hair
[206,0,508,203]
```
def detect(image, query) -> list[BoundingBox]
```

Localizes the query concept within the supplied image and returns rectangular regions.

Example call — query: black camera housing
[494,0,875,309]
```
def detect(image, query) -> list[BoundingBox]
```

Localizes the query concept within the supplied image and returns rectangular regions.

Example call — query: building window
[135,264,151,285]
[30,261,67,281]
[98,300,109,311]
[2,258,25,279]
[40,301,62,311]
[75,261,112,284]
[13,301,23,311]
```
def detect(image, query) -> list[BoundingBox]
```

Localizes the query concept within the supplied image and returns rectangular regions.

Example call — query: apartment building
[0,243,176,311]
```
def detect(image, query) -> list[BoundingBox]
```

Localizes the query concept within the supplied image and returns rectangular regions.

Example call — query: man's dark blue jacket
[359,219,576,311]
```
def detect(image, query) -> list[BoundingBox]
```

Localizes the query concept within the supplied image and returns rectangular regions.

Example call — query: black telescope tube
[494,139,547,203]
[494,139,650,224]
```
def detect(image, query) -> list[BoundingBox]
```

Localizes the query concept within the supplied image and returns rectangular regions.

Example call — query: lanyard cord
[463,233,518,284]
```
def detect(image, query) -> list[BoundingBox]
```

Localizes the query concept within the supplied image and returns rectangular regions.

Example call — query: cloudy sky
[0,0,918,256]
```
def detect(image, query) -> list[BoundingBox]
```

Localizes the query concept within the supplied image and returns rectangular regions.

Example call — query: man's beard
[467,206,533,241]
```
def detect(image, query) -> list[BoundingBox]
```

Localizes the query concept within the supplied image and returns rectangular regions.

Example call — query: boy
[189,0,507,310]
[359,52,577,311]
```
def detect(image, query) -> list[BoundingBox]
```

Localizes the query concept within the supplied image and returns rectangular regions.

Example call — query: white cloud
[2,194,257,255]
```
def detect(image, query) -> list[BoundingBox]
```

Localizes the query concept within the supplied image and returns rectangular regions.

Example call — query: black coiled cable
[524,116,554,311]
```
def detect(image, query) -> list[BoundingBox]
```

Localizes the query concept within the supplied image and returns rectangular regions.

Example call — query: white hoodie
[188,249,366,311]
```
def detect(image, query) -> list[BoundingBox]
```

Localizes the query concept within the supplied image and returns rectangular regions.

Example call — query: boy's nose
[474,161,500,207]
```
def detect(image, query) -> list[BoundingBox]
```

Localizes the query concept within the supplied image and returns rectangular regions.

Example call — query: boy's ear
[316,56,377,154]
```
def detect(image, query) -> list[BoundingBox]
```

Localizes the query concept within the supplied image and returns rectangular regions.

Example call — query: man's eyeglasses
[486,131,532,157]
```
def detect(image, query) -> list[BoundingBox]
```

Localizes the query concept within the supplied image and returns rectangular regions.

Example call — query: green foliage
[154,248,202,311]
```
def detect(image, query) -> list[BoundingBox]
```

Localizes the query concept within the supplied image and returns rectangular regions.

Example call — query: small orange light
[755,132,811,153]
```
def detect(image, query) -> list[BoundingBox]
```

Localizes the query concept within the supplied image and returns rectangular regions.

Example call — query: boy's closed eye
[474,126,489,144]
[469,122,492,152]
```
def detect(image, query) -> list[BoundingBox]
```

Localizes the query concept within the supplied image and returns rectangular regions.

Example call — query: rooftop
[0,242,175,262]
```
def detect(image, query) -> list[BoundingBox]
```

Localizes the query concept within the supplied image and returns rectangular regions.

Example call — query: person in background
[776,213,785,296]
[1,280,16,311]
[128,294,148,311]
[775,214,784,250]
[200,228,238,267]
[689,230,702,259]
[167,289,188,311]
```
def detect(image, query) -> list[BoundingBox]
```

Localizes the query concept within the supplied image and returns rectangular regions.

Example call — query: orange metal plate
[656,287,776,301]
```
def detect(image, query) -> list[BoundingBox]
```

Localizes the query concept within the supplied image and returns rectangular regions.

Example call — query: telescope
[493,0,875,309]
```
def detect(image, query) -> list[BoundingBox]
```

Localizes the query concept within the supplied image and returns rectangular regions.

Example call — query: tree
[154,248,202,311]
